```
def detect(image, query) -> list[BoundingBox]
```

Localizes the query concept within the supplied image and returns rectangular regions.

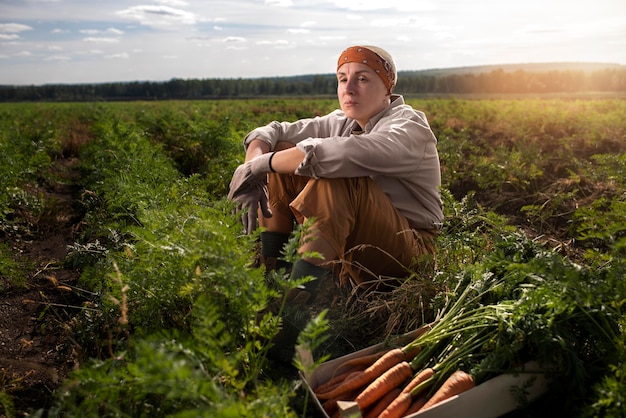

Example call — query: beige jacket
[243,95,443,230]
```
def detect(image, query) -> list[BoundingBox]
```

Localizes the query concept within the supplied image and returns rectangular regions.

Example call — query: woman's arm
[246,138,305,174]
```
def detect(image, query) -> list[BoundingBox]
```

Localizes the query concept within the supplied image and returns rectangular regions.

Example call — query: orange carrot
[355,361,413,410]
[363,387,402,418]
[400,367,435,395]
[314,367,366,394]
[332,350,386,376]
[377,368,435,418]
[378,392,413,418]
[321,387,361,416]
[402,397,427,417]
[420,370,475,411]
[316,348,407,400]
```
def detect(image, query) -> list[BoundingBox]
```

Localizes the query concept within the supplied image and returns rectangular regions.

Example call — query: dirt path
[0,157,84,415]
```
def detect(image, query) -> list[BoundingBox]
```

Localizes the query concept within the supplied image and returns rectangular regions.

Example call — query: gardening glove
[228,153,274,234]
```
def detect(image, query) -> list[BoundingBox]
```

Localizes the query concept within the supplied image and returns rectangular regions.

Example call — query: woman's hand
[227,155,274,234]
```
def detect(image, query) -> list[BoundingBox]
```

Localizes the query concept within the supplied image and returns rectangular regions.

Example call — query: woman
[228,45,443,300]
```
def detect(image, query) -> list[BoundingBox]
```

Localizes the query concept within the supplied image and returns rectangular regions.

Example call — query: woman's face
[337,62,390,129]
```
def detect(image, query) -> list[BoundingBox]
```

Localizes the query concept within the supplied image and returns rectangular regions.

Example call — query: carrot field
[0,98,625,417]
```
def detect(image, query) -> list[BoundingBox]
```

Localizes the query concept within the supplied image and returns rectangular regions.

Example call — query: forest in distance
[1,61,625,102]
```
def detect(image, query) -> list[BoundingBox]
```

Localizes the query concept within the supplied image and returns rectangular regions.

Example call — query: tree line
[1,67,625,101]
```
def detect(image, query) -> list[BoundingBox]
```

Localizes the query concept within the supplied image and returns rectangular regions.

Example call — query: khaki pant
[267,173,438,290]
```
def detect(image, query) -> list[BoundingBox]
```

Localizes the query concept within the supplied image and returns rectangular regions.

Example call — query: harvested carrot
[378,392,412,418]
[363,387,402,418]
[402,397,426,417]
[400,367,435,395]
[355,361,413,410]
[377,368,436,418]
[322,392,357,416]
[420,370,475,411]
[370,367,435,418]
[316,348,407,400]
[321,387,360,416]
[332,350,386,376]
[314,367,366,394]
[322,398,339,417]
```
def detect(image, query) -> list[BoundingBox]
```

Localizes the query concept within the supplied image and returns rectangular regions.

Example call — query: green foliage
[0,105,53,223]
[48,335,295,417]
[574,196,626,260]
[434,229,624,416]
[131,103,242,196]
[0,390,15,418]
[436,189,515,271]
[2,99,625,417]
[45,104,298,416]
[417,98,626,241]
[571,153,626,262]
[0,243,30,289]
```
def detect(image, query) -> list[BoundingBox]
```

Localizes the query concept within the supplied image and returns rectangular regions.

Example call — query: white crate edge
[299,329,548,418]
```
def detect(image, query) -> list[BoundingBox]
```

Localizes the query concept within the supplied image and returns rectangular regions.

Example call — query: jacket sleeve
[295,105,437,179]
[243,110,349,151]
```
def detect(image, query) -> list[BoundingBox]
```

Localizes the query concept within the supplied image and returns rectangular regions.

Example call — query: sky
[1,0,625,86]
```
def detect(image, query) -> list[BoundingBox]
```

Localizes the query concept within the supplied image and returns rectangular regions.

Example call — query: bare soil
[0,158,84,415]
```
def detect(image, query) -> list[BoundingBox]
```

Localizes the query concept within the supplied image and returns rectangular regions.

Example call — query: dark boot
[267,260,328,365]
[260,231,292,273]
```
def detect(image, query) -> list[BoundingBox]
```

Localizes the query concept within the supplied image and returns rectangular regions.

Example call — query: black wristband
[268,152,277,173]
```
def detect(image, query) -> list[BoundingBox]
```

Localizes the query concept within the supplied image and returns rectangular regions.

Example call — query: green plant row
[47,112,302,416]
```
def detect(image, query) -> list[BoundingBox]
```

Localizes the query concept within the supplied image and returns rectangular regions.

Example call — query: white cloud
[370,16,436,28]
[83,37,120,43]
[105,53,129,59]
[320,35,347,41]
[256,39,291,47]
[433,31,455,41]
[81,28,124,36]
[265,0,293,6]
[156,0,189,6]
[332,0,396,11]
[517,24,562,35]
[0,0,624,85]
[223,36,246,43]
[287,28,310,34]
[116,5,199,28]
[333,0,436,12]
[45,55,71,61]
[0,23,33,33]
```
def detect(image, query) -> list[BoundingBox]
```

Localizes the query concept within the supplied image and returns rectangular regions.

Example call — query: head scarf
[337,45,397,94]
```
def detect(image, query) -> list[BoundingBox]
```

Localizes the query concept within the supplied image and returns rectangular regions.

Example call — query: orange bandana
[337,46,396,94]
